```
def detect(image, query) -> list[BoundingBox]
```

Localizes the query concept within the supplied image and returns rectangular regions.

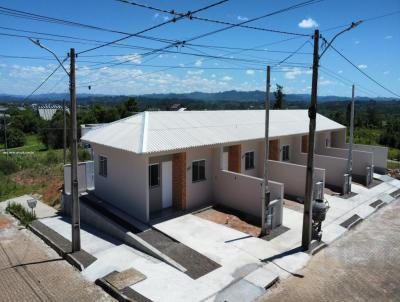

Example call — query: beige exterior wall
[213,169,284,219]
[92,143,149,222]
[185,146,215,210]
[268,160,325,198]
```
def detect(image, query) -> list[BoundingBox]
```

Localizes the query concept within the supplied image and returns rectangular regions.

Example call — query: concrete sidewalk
[4,174,398,302]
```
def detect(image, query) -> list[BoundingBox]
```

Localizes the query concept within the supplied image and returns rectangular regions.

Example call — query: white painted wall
[92,143,149,222]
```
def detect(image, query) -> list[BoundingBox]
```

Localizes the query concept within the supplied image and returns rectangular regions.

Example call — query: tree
[39,110,69,149]
[4,127,26,148]
[273,84,284,109]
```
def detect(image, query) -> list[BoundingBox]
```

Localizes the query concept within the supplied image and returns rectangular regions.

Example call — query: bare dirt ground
[0,213,114,302]
[195,208,261,237]
[259,198,400,302]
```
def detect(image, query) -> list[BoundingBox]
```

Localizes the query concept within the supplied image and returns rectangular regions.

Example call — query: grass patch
[6,201,36,226]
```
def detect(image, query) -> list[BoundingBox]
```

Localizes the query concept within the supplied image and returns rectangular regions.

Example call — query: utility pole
[3,112,7,160]
[261,66,271,236]
[302,29,319,251]
[63,99,67,165]
[29,39,81,252]
[346,85,355,193]
[69,48,81,252]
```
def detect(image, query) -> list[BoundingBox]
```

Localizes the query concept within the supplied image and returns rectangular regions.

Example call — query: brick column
[228,144,241,173]
[172,152,186,210]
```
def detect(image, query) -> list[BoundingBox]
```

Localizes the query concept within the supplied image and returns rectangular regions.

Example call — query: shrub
[5,128,26,148]
[45,150,59,164]
[0,157,18,175]
[5,201,36,226]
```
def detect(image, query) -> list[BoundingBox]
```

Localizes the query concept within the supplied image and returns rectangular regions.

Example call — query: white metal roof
[81,110,345,154]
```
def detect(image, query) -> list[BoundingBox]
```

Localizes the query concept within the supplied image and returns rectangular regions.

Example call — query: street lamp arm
[28,38,70,76]
[319,20,362,59]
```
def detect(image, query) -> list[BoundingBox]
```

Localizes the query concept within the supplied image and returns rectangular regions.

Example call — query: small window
[245,151,255,170]
[149,164,160,187]
[99,155,107,177]
[282,145,290,161]
[192,160,206,182]
[325,138,330,147]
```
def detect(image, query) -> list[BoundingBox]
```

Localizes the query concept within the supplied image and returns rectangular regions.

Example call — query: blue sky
[0,0,399,97]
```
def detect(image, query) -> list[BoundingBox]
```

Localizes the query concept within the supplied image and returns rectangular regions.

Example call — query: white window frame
[281,145,290,161]
[149,163,160,188]
[98,155,108,178]
[192,159,206,183]
[244,151,255,170]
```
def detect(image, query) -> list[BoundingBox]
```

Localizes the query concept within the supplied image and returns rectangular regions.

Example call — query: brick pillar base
[228,144,241,173]
[172,152,186,210]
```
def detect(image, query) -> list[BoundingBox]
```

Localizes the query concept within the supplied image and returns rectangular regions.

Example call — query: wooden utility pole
[302,30,319,251]
[63,99,67,165]
[261,66,271,236]
[346,85,355,193]
[69,48,81,252]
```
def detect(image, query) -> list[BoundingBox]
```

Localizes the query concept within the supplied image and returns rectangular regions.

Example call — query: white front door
[222,152,229,170]
[162,161,173,208]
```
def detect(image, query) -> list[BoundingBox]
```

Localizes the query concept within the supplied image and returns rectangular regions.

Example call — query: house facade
[81,110,387,224]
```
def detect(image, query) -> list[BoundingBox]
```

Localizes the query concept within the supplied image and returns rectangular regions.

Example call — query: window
[282,145,290,161]
[245,151,255,170]
[99,155,107,177]
[149,164,160,187]
[325,138,330,147]
[192,160,206,182]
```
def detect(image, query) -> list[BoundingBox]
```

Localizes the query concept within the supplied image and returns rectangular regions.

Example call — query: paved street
[259,198,400,302]
[0,214,114,302]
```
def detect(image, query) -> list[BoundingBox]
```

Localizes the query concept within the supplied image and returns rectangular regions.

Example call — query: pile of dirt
[388,169,400,180]
[196,208,261,237]
[40,177,63,207]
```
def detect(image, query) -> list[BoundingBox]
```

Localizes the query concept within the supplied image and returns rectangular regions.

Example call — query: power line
[114,0,311,37]
[77,0,229,55]
[23,58,68,101]
[326,43,400,98]
[80,0,321,74]
[319,66,378,97]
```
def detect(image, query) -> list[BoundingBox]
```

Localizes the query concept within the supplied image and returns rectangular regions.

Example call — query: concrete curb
[28,220,96,271]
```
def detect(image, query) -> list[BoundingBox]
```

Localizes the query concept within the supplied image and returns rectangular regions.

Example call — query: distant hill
[1,90,398,103]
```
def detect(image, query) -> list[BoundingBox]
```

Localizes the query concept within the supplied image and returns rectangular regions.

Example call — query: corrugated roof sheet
[81,110,345,154]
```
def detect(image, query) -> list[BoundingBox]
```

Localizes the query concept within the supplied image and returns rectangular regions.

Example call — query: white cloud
[116,54,142,64]
[284,67,311,80]
[222,76,233,81]
[246,69,255,75]
[211,74,216,78]
[194,60,203,67]
[298,18,318,28]
[187,70,204,75]
[357,64,367,69]
[354,40,360,45]
[237,16,248,21]
[338,70,343,74]
[163,16,170,21]
[319,79,335,86]
[385,35,393,39]
[153,13,160,19]
[383,70,390,75]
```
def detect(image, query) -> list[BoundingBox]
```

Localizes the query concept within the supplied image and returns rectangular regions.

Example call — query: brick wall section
[228,145,241,173]
[172,152,187,210]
